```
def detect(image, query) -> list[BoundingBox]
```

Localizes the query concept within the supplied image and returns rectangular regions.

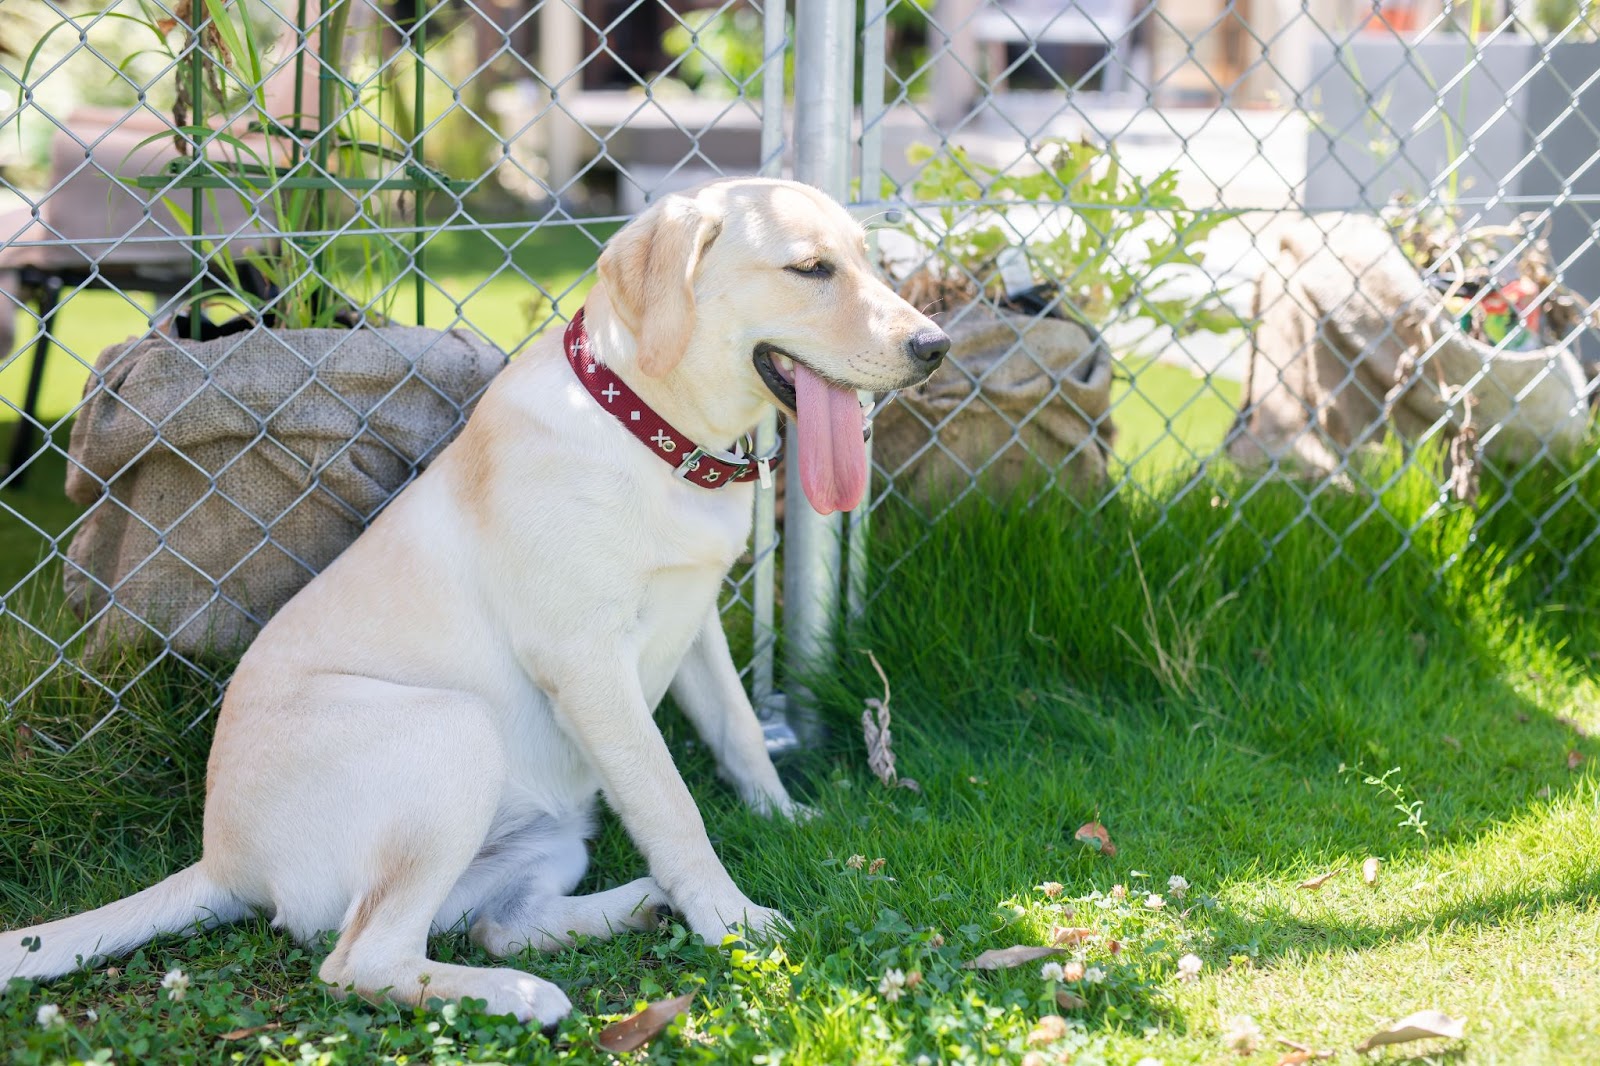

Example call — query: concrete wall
[1302,37,1600,300]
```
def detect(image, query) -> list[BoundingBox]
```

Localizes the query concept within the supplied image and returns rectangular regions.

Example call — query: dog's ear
[597,197,723,377]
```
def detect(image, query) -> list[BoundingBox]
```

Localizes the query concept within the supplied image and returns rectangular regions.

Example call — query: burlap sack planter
[871,301,1115,505]
[1228,213,1592,484]
[63,326,504,658]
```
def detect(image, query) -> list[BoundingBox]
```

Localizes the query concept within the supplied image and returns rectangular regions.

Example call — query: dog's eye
[785,261,833,278]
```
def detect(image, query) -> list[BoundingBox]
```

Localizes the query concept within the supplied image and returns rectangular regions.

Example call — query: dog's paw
[730,905,791,943]
[469,969,573,1029]
[778,800,822,824]
[742,787,818,823]
[686,897,790,945]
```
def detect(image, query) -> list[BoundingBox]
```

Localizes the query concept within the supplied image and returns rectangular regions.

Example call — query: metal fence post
[783,0,857,709]
[751,0,789,742]
[847,0,889,623]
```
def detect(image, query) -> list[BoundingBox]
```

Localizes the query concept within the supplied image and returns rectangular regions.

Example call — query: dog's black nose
[907,327,951,366]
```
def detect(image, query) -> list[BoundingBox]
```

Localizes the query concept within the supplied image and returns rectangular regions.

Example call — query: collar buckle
[674,446,709,480]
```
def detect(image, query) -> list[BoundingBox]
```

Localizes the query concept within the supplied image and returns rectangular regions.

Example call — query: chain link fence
[3,0,1599,751]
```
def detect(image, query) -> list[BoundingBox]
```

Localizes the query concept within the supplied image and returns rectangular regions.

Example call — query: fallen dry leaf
[1297,870,1339,890]
[219,1023,282,1041]
[962,945,1064,971]
[1567,750,1585,770]
[1352,1009,1466,1053]
[861,651,901,789]
[1105,938,1123,956]
[1055,989,1088,1010]
[596,992,696,1053]
[1073,822,1117,856]
[1050,927,1097,947]
[12,724,30,765]
[1276,1053,1312,1065]
[1362,857,1380,886]
[1441,734,1462,751]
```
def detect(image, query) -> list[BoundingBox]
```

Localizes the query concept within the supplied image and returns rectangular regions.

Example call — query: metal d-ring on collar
[673,431,784,488]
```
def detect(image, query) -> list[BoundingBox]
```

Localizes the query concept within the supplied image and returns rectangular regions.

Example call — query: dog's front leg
[669,607,802,819]
[540,653,787,942]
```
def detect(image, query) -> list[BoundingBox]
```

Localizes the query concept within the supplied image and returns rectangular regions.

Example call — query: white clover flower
[1039,961,1064,981]
[1038,881,1064,899]
[1223,1014,1262,1055]
[36,1003,64,1029]
[1082,966,1106,985]
[161,968,190,1002]
[878,968,906,1002]
[1167,875,1190,899]
[1145,893,1165,909]
[1176,953,1202,982]
[845,854,866,870]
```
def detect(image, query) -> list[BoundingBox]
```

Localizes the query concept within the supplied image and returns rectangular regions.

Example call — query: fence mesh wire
[3,0,1599,750]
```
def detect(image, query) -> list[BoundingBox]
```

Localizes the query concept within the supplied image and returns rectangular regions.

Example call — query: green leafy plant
[23,0,449,332]
[892,140,1247,336]
[661,7,790,98]
[1361,765,1431,841]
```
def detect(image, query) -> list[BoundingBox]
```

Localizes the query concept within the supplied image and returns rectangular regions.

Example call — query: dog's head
[596,178,948,515]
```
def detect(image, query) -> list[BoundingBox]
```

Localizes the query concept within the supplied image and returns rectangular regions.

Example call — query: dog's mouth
[753,343,800,412]
[751,343,868,516]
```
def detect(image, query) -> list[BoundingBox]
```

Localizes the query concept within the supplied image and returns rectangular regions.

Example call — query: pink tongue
[793,363,867,515]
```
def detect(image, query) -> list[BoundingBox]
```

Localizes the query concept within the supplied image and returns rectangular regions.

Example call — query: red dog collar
[564,309,778,490]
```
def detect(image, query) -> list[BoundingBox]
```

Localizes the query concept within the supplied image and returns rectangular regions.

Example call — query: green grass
[3,440,1600,1063]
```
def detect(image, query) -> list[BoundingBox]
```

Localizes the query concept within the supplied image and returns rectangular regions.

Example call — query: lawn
[3,439,1599,1062]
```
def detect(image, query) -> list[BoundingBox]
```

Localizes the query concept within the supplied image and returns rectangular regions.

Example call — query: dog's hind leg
[263,687,571,1026]
[467,819,666,956]
[320,871,573,1026]
[471,878,666,956]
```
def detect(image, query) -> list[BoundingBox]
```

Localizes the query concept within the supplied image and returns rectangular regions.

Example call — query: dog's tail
[1,864,249,981]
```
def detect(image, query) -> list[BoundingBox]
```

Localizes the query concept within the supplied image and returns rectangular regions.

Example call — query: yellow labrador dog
[1,178,948,1025]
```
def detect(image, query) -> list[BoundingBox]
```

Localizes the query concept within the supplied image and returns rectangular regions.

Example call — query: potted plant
[874,139,1245,504]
